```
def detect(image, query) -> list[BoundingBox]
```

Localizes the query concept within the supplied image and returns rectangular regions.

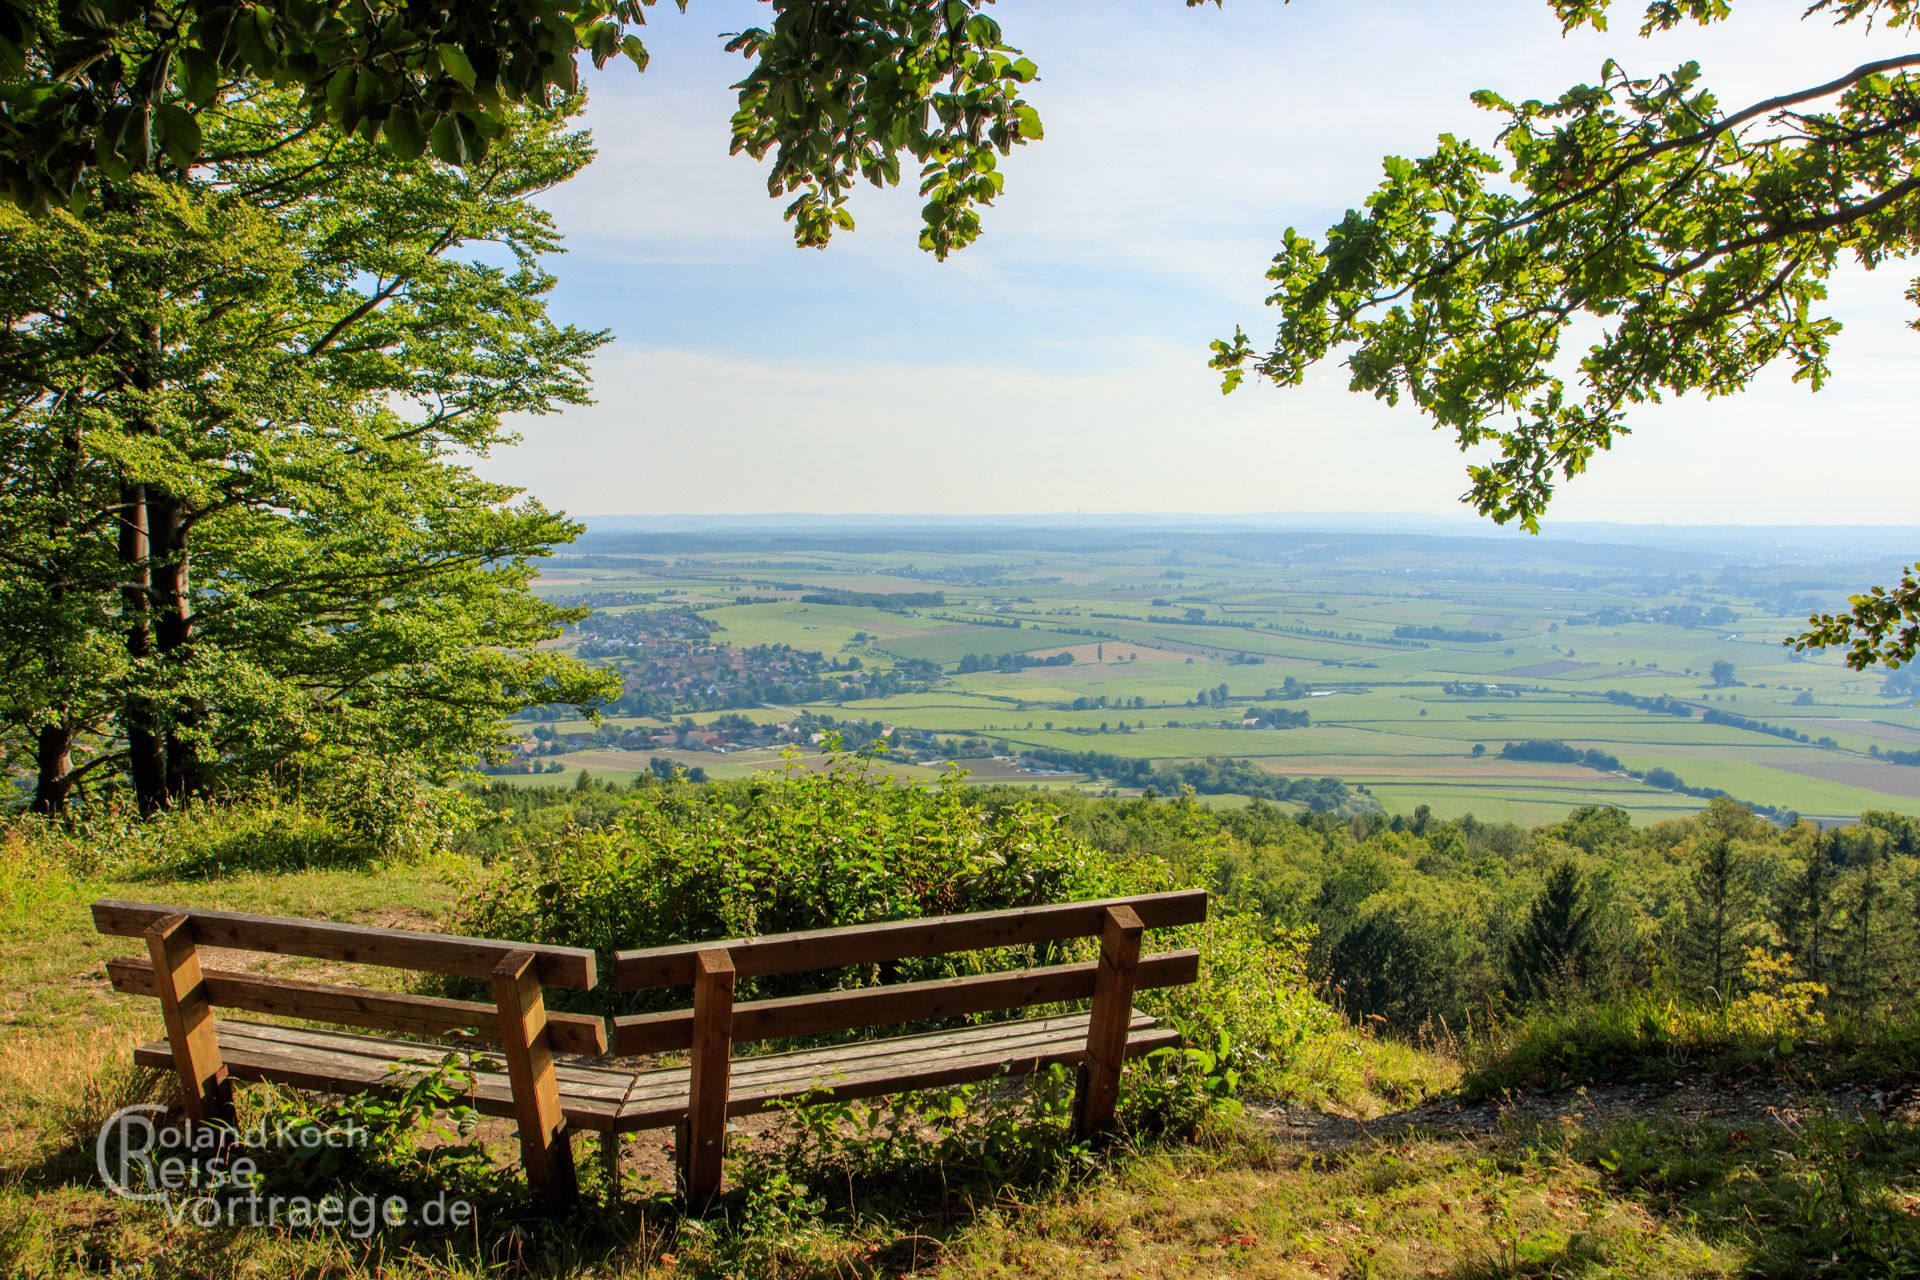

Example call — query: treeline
[1603,689,1696,717]
[1502,740,1797,826]
[474,768,1918,1045]
[1016,746,1355,811]
[1701,707,1812,743]
[956,651,1072,674]
[1023,792,1918,1034]
[1566,603,1737,629]
[1394,625,1503,644]
[799,591,946,609]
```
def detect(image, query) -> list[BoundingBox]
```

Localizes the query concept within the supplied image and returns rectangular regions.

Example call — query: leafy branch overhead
[1209,0,1920,665]
[0,0,1050,256]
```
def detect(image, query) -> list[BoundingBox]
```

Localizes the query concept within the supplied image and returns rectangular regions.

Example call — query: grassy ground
[5,839,1917,1278]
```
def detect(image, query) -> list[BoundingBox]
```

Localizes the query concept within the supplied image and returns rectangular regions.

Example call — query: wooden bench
[606,888,1207,1200]
[96,889,1207,1208]
[93,900,605,1206]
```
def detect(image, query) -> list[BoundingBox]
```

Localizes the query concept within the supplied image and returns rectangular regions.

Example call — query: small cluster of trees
[1017,746,1355,811]
[1243,707,1311,729]
[955,650,1072,674]
[1502,740,1623,771]
[1444,681,1520,699]
[1393,625,1503,644]
[799,591,946,610]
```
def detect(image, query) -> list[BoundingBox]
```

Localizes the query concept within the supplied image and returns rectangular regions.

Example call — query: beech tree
[0,88,614,814]
[1210,0,1920,670]
[0,0,1046,256]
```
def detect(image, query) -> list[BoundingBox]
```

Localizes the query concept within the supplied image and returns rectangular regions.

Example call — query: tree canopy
[0,87,613,815]
[1209,0,1920,669]
[0,0,1047,256]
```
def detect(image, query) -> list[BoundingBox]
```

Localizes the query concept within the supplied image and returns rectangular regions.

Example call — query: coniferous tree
[1678,830,1759,999]
[1505,860,1598,1002]
[1775,829,1841,991]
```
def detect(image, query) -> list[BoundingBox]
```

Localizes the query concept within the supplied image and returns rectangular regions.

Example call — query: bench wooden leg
[144,914,232,1125]
[680,948,735,1206]
[493,950,578,1208]
[1074,904,1143,1141]
[600,1131,621,1195]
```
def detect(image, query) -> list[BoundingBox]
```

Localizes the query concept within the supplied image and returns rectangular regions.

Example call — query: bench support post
[492,950,578,1208]
[1075,904,1143,1141]
[681,947,735,1206]
[144,914,231,1125]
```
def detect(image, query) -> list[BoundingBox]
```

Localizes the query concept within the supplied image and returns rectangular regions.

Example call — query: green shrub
[459,753,1350,1098]
[3,795,371,879]
[459,752,1162,1005]
[1465,950,1850,1098]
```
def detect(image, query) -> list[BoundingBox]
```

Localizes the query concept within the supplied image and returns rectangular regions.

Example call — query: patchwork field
[520,523,1920,826]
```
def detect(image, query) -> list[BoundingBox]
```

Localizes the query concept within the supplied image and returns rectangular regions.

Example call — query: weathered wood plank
[732,1027,1181,1120]
[614,889,1207,989]
[204,1020,632,1099]
[620,1010,1163,1106]
[106,957,607,1055]
[94,900,596,989]
[144,914,231,1124]
[681,949,735,1204]
[1075,905,1143,1139]
[618,1015,1177,1129]
[611,949,1199,1055]
[492,951,578,1206]
[130,1028,626,1131]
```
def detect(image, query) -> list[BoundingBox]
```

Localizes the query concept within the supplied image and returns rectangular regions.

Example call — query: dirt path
[1247,1076,1920,1153]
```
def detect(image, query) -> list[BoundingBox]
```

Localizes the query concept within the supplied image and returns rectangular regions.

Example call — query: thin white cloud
[496,0,1920,526]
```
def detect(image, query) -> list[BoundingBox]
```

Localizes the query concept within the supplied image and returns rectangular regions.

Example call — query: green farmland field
[523,522,1920,826]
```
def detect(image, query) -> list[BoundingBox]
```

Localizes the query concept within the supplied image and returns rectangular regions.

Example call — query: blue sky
[482,0,1920,527]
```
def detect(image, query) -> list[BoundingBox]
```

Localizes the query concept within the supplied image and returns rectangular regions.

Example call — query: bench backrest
[609,889,1206,1055]
[93,899,605,1054]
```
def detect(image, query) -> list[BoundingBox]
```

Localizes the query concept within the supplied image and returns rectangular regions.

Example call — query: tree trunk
[149,488,201,803]
[31,721,76,815]
[120,477,168,816]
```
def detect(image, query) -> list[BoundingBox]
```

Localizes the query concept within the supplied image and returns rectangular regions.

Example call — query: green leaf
[429,113,467,165]
[154,104,201,168]
[437,44,477,90]
[383,104,426,161]
[1013,103,1042,141]
[176,46,218,105]
[621,34,649,71]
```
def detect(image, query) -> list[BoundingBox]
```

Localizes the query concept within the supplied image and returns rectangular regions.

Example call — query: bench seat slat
[93,901,596,990]
[131,1012,1180,1137]
[106,957,608,1056]
[620,1011,1177,1128]
[614,890,1207,990]
[194,1021,633,1100]
[131,1022,628,1132]
[613,949,1199,1054]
